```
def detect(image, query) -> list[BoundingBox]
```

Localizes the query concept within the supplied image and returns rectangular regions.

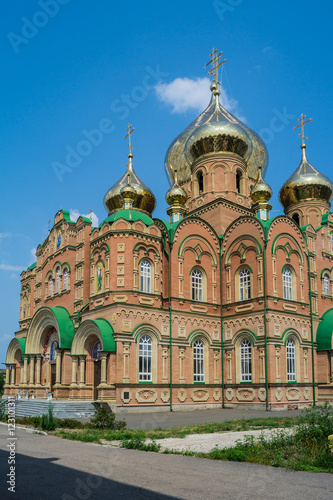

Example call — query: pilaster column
[22,355,28,385]
[55,349,62,385]
[79,355,86,386]
[162,347,169,383]
[100,353,108,384]
[5,364,10,386]
[70,355,78,386]
[226,349,232,383]
[330,351,333,384]
[45,353,50,387]
[29,355,35,387]
[259,348,265,383]
[123,342,130,383]
[35,354,42,386]
[179,347,185,384]
[275,346,281,383]
[303,348,309,383]
[10,364,16,386]
[213,349,219,383]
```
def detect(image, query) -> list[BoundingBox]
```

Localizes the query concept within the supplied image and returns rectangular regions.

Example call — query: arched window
[23,298,27,319]
[140,260,151,293]
[324,274,330,296]
[192,269,203,302]
[48,276,53,296]
[63,269,69,290]
[96,262,103,293]
[240,339,252,382]
[56,232,61,249]
[92,341,102,359]
[292,213,300,225]
[50,340,59,361]
[197,171,204,194]
[236,170,242,194]
[56,266,61,293]
[283,268,293,300]
[239,268,251,301]
[287,339,296,381]
[139,335,152,381]
[193,339,204,382]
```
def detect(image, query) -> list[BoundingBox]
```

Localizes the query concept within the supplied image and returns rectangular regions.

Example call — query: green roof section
[93,318,116,352]
[17,337,26,354]
[46,306,76,349]
[321,212,330,226]
[259,216,278,240]
[316,308,333,350]
[28,262,37,271]
[61,210,72,223]
[99,209,154,228]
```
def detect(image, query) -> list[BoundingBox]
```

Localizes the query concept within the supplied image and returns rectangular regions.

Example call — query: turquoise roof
[99,209,154,228]
[316,308,333,351]
[43,306,76,349]
[92,318,116,352]
[28,262,37,271]
[61,210,72,223]
[17,337,26,354]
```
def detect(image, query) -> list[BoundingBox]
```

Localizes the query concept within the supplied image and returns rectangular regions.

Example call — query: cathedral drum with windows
[4,52,333,410]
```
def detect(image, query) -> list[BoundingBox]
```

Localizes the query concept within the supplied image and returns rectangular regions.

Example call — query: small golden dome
[165,171,187,205]
[251,167,272,202]
[165,82,268,185]
[104,154,156,216]
[279,145,333,210]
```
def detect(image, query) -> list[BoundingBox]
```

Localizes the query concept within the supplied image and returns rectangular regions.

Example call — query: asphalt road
[119,407,302,430]
[0,426,332,500]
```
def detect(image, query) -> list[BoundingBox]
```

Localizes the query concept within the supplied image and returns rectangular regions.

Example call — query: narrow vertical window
[324,274,330,296]
[240,339,252,382]
[192,269,203,301]
[197,171,204,193]
[48,276,53,296]
[236,170,242,194]
[283,268,293,300]
[96,262,103,293]
[193,339,204,382]
[63,269,68,290]
[92,341,102,359]
[56,267,61,293]
[140,260,151,293]
[239,268,251,301]
[50,340,59,361]
[287,339,296,381]
[139,335,152,381]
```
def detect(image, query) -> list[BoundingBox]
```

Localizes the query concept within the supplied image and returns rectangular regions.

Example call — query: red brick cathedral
[4,52,333,410]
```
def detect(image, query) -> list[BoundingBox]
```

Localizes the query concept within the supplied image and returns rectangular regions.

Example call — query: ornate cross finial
[89,208,93,222]
[48,219,51,233]
[294,114,312,147]
[204,47,227,86]
[125,123,135,156]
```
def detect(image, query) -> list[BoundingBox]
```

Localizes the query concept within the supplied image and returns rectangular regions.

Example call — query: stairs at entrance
[2,399,96,419]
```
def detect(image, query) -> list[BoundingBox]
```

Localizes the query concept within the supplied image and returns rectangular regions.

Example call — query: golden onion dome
[120,177,137,201]
[279,145,333,210]
[165,171,187,206]
[164,83,268,185]
[250,167,272,202]
[104,154,156,216]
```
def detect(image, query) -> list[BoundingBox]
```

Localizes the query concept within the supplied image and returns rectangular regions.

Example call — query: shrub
[121,436,161,452]
[0,403,6,422]
[41,403,57,431]
[89,404,126,430]
[295,403,333,442]
[56,418,84,429]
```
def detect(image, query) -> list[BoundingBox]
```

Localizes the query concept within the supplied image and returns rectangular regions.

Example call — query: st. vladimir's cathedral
[4,50,333,410]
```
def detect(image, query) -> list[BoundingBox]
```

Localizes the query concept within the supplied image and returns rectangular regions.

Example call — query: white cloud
[0,233,12,239]
[10,273,19,280]
[155,76,246,121]
[70,209,99,227]
[29,247,37,265]
[1,333,12,341]
[0,264,24,272]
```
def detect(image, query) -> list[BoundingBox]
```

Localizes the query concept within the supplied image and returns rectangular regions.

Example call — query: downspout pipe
[307,251,316,406]
[219,236,225,408]
[263,240,269,411]
[163,230,173,412]
[77,301,90,326]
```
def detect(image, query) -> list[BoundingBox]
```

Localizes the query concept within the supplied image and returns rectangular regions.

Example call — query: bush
[56,418,84,429]
[89,404,126,430]
[0,403,6,422]
[41,403,57,431]
[295,402,333,442]
[121,436,161,452]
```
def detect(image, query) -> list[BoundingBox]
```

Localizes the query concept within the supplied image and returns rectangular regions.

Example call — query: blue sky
[1,0,332,364]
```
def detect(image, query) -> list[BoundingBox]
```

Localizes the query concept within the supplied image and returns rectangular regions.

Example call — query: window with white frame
[139,335,152,381]
[192,269,203,301]
[140,260,151,293]
[63,269,69,290]
[193,339,204,382]
[56,267,61,293]
[287,338,296,381]
[48,276,53,296]
[239,268,251,301]
[283,267,293,300]
[240,339,252,382]
[324,274,330,296]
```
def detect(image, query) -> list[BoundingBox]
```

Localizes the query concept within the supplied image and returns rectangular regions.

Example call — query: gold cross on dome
[125,123,135,155]
[205,48,227,86]
[294,114,312,146]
